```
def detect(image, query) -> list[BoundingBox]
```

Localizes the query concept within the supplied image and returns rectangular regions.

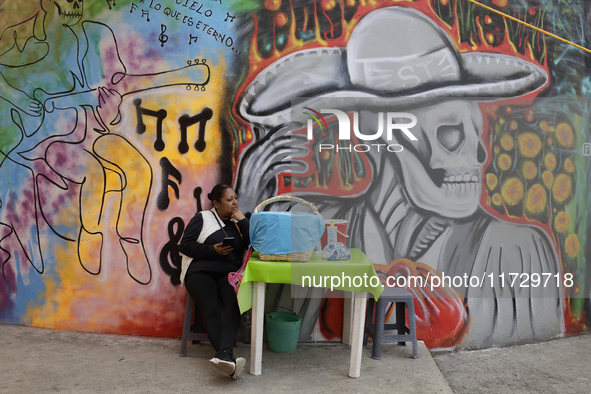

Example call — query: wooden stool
[364,287,418,359]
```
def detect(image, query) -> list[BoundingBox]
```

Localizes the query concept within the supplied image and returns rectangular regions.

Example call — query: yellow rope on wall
[467,0,591,54]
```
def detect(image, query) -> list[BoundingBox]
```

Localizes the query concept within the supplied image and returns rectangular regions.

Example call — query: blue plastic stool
[364,286,418,359]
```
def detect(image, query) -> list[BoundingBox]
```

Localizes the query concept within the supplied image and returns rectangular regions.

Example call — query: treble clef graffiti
[159,216,184,286]
[158,24,168,47]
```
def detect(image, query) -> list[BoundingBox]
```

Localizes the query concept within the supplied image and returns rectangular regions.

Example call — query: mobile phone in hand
[223,237,234,247]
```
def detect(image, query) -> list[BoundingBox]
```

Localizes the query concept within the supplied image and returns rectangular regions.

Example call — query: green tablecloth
[236,248,384,314]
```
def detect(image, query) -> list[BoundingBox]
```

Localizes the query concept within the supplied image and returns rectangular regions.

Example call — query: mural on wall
[0,0,589,349]
[0,0,231,335]
[230,0,590,349]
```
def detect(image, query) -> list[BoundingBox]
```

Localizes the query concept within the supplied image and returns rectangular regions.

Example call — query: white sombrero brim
[238,47,548,127]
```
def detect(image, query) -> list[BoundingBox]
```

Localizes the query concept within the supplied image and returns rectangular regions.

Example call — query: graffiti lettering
[163,7,182,20]
[178,107,213,153]
[194,21,233,47]
[157,158,182,211]
[133,99,168,151]
[177,1,213,17]
[106,0,117,10]
[189,34,198,44]
[158,216,184,285]
[131,0,237,52]
[148,0,162,11]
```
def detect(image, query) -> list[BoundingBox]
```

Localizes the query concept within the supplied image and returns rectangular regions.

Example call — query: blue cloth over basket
[250,212,325,255]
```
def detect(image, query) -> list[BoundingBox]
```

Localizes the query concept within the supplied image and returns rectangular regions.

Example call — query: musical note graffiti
[178,107,212,153]
[157,157,182,211]
[159,216,184,285]
[159,24,168,47]
[134,99,168,151]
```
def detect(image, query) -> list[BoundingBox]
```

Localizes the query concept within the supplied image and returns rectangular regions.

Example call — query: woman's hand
[231,209,246,221]
[214,242,233,256]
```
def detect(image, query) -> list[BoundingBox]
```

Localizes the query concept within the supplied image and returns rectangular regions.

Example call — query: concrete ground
[432,332,591,394]
[2,323,589,393]
[0,323,450,394]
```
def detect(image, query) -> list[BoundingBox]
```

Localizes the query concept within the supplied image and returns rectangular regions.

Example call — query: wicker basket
[253,195,320,262]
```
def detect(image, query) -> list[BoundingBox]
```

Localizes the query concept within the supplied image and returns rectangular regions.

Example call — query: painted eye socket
[437,124,465,152]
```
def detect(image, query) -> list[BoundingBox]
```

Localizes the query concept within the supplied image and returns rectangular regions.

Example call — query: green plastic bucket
[266,311,302,353]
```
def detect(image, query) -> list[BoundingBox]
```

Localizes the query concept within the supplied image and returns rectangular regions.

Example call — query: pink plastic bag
[228,246,253,295]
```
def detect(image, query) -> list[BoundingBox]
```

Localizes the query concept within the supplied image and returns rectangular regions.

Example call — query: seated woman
[179,184,250,379]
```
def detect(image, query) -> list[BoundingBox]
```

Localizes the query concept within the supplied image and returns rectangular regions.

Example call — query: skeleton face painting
[41,0,83,26]
[393,100,487,219]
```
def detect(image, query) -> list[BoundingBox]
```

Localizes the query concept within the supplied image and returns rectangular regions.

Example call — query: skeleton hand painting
[234,6,564,348]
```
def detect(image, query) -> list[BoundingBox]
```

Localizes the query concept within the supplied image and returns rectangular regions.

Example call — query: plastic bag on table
[249,211,325,255]
[322,242,351,261]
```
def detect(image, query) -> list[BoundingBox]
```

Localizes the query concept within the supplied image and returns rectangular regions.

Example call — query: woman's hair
[207,184,231,203]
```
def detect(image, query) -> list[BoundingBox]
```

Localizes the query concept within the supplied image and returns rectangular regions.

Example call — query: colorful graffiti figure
[0,0,208,287]
[235,7,564,348]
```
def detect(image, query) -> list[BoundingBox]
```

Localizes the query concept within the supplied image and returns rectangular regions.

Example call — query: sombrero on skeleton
[238,6,548,127]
